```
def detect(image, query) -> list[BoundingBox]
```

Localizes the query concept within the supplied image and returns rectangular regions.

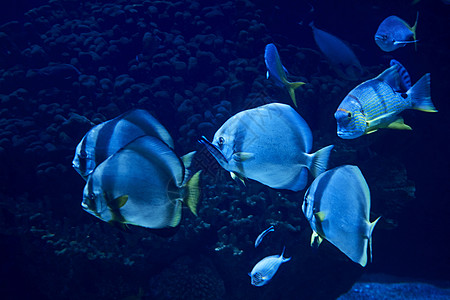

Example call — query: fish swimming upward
[82,136,201,228]
[309,22,363,81]
[73,109,174,180]
[200,103,333,191]
[375,13,419,52]
[264,43,306,107]
[302,165,380,267]
[250,247,291,286]
[255,225,275,248]
[335,63,437,139]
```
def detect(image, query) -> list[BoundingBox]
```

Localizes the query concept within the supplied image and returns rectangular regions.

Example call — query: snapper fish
[249,247,291,286]
[73,109,174,180]
[375,13,419,52]
[200,103,333,191]
[82,136,201,228]
[335,63,437,139]
[302,165,380,267]
[264,43,306,107]
[309,22,363,81]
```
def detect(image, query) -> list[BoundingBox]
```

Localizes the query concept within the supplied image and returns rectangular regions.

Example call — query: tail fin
[368,216,381,263]
[169,200,183,227]
[184,170,202,216]
[280,246,291,263]
[309,145,334,178]
[412,11,419,51]
[287,81,306,107]
[407,73,437,112]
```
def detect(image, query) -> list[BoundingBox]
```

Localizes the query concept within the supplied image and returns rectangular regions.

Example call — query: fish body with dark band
[73,109,174,180]
[200,103,333,191]
[82,136,200,228]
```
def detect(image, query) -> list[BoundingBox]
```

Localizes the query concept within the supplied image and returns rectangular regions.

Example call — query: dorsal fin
[375,65,402,91]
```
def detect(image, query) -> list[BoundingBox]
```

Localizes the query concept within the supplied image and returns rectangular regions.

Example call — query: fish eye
[88,192,96,201]
[79,150,87,159]
[400,93,407,99]
[347,112,352,118]
[218,137,225,145]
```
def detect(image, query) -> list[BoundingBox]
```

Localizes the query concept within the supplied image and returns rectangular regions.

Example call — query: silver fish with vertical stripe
[334,63,437,139]
[73,109,174,180]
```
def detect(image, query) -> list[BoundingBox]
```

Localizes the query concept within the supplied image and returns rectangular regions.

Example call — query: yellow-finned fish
[82,136,200,229]
[73,109,174,180]
[200,103,333,191]
[335,63,437,139]
[264,43,306,107]
[375,13,419,52]
[302,165,380,267]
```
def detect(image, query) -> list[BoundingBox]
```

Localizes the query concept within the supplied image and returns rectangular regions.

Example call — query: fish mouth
[198,136,228,166]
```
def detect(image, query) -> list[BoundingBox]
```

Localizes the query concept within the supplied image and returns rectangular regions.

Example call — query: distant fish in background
[255,225,275,248]
[264,43,306,107]
[375,13,419,52]
[200,103,334,191]
[302,165,380,267]
[335,63,437,139]
[82,136,201,228]
[73,109,174,180]
[32,63,81,79]
[249,247,291,286]
[309,22,363,81]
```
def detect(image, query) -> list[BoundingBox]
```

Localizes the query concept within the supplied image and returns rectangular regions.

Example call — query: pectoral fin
[232,152,255,162]
[108,195,129,209]
[386,117,412,130]
[230,172,246,186]
[314,211,326,223]
[310,231,323,248]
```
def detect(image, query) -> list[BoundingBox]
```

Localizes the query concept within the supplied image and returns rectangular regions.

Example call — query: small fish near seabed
[334,62,437,139]
[82,136,201,229]
[309,22,363,81]
[375,13,419,52]
[200,103,334,191]
[264,43,306,107]
[255,225,275,248]
[73,109,174,180]
[302,165,380,267]
[249,247,291,286]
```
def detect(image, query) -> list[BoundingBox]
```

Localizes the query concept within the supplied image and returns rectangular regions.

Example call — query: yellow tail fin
[287,81,306,107]
[185,171,202,216]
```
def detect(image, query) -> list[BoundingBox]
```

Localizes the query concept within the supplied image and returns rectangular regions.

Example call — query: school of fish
[71,7,437,289]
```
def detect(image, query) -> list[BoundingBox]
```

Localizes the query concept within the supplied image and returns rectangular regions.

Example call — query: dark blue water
[0,0,449,299]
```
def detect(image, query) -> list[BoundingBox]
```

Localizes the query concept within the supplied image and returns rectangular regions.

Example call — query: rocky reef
[1,0,447,299]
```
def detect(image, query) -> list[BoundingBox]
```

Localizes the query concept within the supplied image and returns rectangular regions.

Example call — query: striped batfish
[200,103,333,192]
[334,63,437,139]
[73,109,174,180]
[82,136,201,228]
[302,165,380,267]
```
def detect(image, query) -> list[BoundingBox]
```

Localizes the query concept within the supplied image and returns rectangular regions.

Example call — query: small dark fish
[33,63,81,80]
[255,225,274,248]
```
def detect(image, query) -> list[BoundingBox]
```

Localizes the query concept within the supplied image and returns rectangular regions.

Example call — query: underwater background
[0,0,449,299]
